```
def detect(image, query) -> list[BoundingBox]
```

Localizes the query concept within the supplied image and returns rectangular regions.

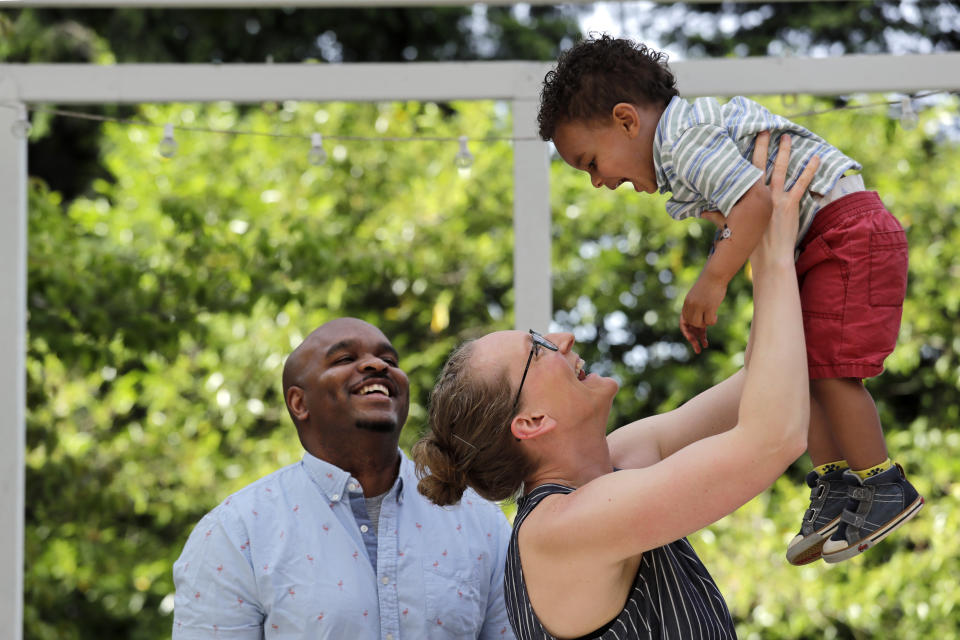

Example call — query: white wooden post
[511,97,551,332]
[0,99,27,640]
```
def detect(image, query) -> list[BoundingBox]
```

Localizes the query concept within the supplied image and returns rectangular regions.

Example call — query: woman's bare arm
[542,133,817,561]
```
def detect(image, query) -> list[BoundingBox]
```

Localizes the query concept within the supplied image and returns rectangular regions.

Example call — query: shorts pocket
[422,560,483,638]
[869,230,908,307]
[797,235,847,320]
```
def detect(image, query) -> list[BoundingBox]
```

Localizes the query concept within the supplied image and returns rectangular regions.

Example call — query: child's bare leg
[785,387,850,565]
[810,377,887,470]
[806,393,844,467]
[814,376,923,564]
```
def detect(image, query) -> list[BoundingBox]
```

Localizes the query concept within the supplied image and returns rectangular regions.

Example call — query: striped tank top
[505,483,737,640]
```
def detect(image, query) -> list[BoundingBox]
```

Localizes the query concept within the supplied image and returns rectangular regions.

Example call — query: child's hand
[681,273,727,354]
[700,210,726,231]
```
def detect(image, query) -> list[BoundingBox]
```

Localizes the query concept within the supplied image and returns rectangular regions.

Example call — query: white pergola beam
[4,54,960,105]
[676,54,960,96]
[1,62,547,103]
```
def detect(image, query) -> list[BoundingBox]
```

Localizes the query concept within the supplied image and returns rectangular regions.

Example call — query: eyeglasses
[511,329,559,413]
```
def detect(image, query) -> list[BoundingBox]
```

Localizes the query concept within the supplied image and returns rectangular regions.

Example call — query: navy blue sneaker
[786,469,848,565]
[821,463,924,563]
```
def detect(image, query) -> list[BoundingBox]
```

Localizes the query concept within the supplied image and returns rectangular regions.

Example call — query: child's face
[552,104,659,194]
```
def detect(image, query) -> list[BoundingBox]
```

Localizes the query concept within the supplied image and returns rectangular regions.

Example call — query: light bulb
[308,133,327,166]
[454,136,474,171]
[10,104,31,139]
[158,123,178,158]
[900,97,918,131]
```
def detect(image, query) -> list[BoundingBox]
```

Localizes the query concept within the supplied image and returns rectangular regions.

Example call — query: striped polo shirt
[505,483,737,640]
[653,95,860,245]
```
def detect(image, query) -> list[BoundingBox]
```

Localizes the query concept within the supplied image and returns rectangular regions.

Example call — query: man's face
[297,319,410,436]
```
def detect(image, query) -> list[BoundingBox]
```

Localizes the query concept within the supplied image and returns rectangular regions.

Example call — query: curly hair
[412,340,534,507]
[538,34,678,141]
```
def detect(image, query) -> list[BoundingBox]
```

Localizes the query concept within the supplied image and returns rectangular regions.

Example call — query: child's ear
[611,103,641,137]
[510,412,558,441]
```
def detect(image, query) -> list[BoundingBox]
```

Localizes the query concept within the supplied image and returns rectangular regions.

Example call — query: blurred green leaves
[12,5,960,638]
[26,98,519,639]
[24,93,960,639]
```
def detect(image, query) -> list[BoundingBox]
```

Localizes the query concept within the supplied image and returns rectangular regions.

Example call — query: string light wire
[9,102,32,139]
[0,91,953,154]
[783,90,943,119]
[2,103,535,143]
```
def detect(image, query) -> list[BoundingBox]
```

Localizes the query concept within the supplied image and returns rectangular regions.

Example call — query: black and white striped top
[505,483,737,640]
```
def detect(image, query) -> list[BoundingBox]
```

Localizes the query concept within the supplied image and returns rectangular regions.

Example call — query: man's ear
[510,412,558,441]
[611,102,640,137]
[286,386,309,422]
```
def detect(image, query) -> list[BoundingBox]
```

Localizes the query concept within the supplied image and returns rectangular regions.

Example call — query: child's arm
[680,167,773,353]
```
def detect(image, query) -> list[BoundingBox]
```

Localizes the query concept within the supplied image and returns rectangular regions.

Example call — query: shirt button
[386,634,394,640]
[331,494,340,501]
[360,524,369,533]
[348,483,358,491]
[381,576,389,585]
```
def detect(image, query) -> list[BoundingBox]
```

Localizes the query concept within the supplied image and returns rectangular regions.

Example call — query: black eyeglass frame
[511,329,559,413]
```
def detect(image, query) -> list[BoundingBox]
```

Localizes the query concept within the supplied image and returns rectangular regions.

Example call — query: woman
[413,133,816,639]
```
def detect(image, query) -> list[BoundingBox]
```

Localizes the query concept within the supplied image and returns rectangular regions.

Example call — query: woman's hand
[749,132,819,269]
[739,129,810,457]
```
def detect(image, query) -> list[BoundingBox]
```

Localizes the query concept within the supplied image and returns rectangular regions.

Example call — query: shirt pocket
[422,559,484,638]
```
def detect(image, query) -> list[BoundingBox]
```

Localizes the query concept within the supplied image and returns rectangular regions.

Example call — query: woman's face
[472,330,619,430]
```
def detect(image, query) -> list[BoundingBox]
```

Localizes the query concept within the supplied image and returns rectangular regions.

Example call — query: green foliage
[24,91,960,639]
[696,422,959,640]
[550,92,960,435]
[25,99,522,638]
[631,1,960,58]
[550,93,960,638]
[14,6,960,639]
[0,6,584,64]
[0,6,583,201]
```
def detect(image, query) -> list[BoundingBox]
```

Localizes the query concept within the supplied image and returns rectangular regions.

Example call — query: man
[173,318,515,639]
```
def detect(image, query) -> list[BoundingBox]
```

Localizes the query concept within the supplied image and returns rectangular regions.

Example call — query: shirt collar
[302,449,407,504]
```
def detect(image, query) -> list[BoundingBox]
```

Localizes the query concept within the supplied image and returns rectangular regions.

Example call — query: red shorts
[796,191,908,380]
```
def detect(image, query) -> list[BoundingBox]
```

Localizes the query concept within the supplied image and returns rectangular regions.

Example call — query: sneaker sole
[785,517,841,565]
[821,495,925,564]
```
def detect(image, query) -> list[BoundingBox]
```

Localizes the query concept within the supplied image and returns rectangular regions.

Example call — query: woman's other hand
[749,132,819,269]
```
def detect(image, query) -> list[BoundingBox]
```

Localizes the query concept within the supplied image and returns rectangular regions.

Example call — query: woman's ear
[611,102,641,137]
[510,412,558,441]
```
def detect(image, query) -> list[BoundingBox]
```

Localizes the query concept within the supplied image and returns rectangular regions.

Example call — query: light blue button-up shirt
[173,450,516,639]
